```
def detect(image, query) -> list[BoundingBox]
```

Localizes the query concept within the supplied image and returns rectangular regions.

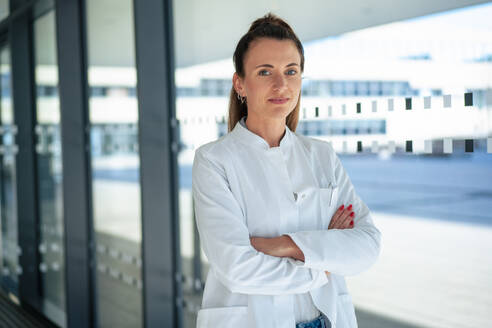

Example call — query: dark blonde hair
[228,13,304,132]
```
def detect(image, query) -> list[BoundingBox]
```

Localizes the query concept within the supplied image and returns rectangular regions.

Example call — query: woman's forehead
[244,38,301,68]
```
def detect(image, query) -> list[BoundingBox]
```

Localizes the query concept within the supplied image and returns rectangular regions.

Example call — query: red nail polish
[350,212,354,217]
[347,204,352,211]
[350,220,354,225]
[339,205,344,210]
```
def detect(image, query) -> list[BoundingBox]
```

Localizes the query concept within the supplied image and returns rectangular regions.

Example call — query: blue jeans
[296,314,331,328]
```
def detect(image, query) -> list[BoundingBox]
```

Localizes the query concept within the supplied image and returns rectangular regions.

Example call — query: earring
[237,92,246,104]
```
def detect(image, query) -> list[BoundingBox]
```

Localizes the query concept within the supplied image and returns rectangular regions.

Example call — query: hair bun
[247,12,295,34]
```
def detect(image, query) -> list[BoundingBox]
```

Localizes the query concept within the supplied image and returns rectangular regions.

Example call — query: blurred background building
[0,0,491,327]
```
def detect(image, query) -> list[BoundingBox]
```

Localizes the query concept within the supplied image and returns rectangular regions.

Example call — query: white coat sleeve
[285,150,382,276]
[192,148,328,295]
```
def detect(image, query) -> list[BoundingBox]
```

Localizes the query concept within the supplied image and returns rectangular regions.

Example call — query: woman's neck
[244,114,286,148]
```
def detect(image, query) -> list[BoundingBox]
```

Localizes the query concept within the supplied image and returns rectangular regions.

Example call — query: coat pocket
[319,184,339,227]
[336,293,358,328]
[196,306,249,328]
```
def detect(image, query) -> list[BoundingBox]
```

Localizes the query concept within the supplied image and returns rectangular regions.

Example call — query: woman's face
[233,38,302,122]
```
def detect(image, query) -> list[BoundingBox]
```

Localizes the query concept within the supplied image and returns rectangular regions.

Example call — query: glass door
[32,1,66,325]
[86,0,143,326]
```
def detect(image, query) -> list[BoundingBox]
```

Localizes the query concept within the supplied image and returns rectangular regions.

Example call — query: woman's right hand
[328,204,355,230]
[325,204,355,276]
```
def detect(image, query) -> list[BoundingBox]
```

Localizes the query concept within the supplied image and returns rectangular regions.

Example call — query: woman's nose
[272,73,287,90]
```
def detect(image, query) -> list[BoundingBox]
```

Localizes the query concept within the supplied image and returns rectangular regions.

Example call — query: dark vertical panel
[10,0,40,310]
[55,0,93,327]
[357,141,362,152]
[464,92,473,107]
[133,0,181,326]
[465,139,473,152]
[356,102,361,113]
[405,97,412,110]
[406,140,413,152]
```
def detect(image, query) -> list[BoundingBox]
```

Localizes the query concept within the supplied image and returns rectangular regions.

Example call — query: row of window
[187,79,424,97]
[218,119,387,138]
[23,79,440,99]
[36,85,137,98]
[297,119,387,136]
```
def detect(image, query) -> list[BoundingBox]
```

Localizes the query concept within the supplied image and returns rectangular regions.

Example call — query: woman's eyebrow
[255,64,274,68]
[255,63,299,68]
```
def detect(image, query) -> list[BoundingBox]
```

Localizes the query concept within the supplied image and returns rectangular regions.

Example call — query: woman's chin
[274,107,295,120]
[265,103,293,115]
[249,105,294,122]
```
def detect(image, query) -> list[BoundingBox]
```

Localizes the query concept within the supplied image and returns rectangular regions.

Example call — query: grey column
[10,0,41,311]
[55,0,94,327]
[133,0,182,326]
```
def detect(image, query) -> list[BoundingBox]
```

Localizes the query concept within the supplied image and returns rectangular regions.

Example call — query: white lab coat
[192,117,381,328]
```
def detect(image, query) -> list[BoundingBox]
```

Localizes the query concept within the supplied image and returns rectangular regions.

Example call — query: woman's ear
[232,72,244,97]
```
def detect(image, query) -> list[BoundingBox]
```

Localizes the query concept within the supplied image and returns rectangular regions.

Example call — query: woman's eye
[258,70,271,76]
[286,69,297,75]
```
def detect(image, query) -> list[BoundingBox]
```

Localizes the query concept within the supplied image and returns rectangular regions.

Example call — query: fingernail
[339,205,344,211]
[350,220,354,225]
[347,204,352,210]
[350,212,354,217]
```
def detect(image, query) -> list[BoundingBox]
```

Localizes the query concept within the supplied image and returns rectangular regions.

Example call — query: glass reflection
[0,45,19,295]
[0,0,8,22]
[33,6,66,327]
[86,0,142,326]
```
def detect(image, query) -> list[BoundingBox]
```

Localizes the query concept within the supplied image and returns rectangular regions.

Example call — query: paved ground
[347,211,492,328]
[330,153,492,328]
[341,153,492,227]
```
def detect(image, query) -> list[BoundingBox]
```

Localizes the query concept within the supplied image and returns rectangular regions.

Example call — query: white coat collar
[232,116,293,152]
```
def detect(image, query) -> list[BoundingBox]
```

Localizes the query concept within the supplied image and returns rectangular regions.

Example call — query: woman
[192,13,381,328]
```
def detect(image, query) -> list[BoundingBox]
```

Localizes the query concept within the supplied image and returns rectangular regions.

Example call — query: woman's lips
[268,98,289,104]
